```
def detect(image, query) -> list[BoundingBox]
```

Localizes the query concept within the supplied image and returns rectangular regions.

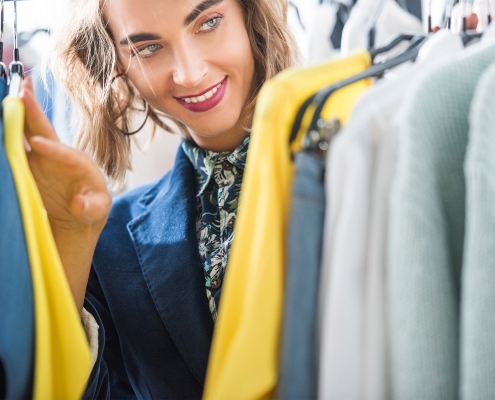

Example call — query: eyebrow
[119,0,224,46]
[119,33,162,46]
[183,0,224,27]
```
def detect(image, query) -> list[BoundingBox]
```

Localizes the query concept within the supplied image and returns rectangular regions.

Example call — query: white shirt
[317,30,464,400]
[341,0,423,57]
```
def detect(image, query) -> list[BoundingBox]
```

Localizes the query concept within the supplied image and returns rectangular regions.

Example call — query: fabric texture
[387,40,495,400]
[0,79,34,400]
[83,147,215,399]
[181,136,249,322]
[319,76,395,400]
[318,30,464,400]
[460,59,495,399]
[279,150,326,400]
[3,96,91,400]
[204,51,371,400]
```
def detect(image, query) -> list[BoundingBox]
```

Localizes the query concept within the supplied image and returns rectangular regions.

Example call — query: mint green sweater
[388,41,495,400]
[461,59,495,399]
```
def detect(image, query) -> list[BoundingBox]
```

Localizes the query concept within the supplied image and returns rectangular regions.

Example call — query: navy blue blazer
[83,146,215,399]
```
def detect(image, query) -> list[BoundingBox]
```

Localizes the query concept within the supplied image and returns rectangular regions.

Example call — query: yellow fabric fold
[4,96,92,400]
[203,51,372,400]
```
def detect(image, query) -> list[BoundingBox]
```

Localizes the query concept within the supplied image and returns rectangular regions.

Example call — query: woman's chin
[187,119,242,139]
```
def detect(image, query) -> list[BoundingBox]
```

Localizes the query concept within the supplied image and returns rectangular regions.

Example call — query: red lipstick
[175,77,228,113]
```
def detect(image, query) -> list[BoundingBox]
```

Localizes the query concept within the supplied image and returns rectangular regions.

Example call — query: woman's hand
[21,77,111,231]
[20,77,112,314]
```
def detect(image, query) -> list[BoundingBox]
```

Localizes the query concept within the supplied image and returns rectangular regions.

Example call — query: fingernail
[30,135,46,143]
[23,135,32,152]
[82,198,89,217]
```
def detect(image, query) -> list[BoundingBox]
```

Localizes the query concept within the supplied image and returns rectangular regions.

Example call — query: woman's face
[104,0,255,151]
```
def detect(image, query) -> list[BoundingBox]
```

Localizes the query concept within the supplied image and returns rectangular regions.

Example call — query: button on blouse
[181,136,250,322]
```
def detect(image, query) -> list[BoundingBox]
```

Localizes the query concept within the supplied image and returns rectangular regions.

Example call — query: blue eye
[199,17,221,31]
[137,44,161,56]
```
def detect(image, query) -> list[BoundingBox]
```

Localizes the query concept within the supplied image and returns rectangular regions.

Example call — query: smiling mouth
[175,77,228,113]
[180,81,222,104]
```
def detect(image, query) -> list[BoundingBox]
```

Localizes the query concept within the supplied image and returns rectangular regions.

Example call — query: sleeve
[82,267,136,400]
[81,308,99,367]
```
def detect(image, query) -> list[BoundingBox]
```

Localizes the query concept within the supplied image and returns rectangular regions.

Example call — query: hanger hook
[8,0,24,96]
[0,0,6,78]
[1,0,4,43]
[13,0,19,61]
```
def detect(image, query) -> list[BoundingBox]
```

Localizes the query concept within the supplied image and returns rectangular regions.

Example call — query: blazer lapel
[127,148,214,384]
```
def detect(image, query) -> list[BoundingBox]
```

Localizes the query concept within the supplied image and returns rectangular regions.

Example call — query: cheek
[126,65,171,108]
[209,26,254,103]
[221,25,254,73]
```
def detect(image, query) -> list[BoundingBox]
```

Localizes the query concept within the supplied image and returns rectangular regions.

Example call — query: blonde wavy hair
[50,0,299,190]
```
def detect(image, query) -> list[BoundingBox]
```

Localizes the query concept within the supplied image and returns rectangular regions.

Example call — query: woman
[21,0,298,398]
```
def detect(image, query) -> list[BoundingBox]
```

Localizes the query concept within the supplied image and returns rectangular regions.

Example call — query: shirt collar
[181,135,250,196]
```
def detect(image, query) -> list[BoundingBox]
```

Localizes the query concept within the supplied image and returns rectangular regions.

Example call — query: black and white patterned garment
[181,135,250,322]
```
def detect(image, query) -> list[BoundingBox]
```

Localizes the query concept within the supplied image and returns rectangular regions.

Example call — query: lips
[175,77,228,113]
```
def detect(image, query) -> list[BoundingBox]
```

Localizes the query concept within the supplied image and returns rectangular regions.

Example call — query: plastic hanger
[288,36,424,145]
[458,0,484,44]
[368,0,389,48]
[289,33,430,145]
[446,0,454,29]
[307,35,428,134]
[367,0,424,49]
[288,0,427,144]
[8,0,23,97]
[289,1,306,31]
[18,28,49,47]
[366,0,426,60]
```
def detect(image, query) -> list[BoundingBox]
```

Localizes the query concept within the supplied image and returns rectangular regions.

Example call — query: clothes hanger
[308,0,487,137]
[289,1,306,31]
[288,0,430,145]
[306,35,428,136]
[368,0,389,48]
[304,0,479,139]
[288,0,428,145]
[302,117,341,158]
[0,0,8,80]
[8,0,23,97]
[459,0,483,44]
[288,33,430,146]
[367,0,426,59]
[18,28,49,47]
[446,0,454,28]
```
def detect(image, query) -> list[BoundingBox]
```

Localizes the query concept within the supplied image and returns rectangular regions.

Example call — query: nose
[172,42,208,89]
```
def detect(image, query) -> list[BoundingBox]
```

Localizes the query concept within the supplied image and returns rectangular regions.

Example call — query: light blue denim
[0,76,34,400]
[279,150,326,400]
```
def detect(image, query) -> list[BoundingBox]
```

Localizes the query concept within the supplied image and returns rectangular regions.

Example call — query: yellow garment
[4,97,91,400]
[203,52,372,400]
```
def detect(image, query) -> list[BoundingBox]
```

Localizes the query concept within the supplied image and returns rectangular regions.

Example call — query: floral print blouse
[181,135,250,322]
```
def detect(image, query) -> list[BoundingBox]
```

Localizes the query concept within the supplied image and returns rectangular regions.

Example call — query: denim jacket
[83,146,214,399]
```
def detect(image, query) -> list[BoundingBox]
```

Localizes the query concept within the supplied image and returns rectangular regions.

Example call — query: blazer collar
[127,147,214,385]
